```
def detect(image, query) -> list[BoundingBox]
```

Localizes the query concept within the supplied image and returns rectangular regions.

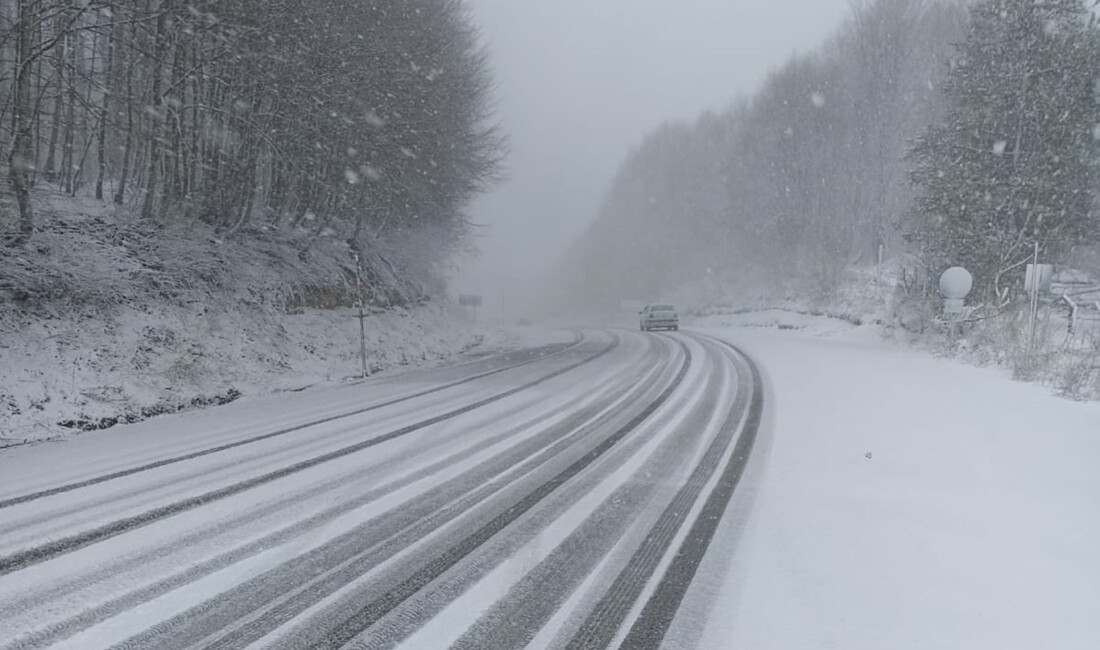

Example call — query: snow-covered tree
[907,0,1100,298]
[2,0,502,281]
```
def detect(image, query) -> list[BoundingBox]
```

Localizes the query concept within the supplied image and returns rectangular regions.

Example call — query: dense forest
[0,0,502,305]
[559,0,1100,315]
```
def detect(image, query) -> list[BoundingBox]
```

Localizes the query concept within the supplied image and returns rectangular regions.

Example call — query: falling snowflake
[365,110,386,128]
[811,92,826,108]
[992,140,1007,155]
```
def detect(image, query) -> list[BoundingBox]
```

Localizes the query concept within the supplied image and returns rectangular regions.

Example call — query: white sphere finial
[939,267,973,300]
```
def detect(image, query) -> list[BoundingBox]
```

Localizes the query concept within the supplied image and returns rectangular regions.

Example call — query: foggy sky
[454,0,854,318]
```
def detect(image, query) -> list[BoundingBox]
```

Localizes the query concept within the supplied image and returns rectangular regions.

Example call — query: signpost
[459,294,482,322]
[1023,243,1053,366]
[939,266,973,342]
[1025,263,1053,296]
[354,253,368,379]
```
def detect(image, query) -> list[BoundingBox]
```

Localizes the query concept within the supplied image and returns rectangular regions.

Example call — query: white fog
[454,0,853,319]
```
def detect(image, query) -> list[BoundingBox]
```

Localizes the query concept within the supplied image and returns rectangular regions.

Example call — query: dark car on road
[639,304,679,331]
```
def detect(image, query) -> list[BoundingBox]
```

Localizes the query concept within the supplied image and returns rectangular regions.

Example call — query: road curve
[0,329,764,650]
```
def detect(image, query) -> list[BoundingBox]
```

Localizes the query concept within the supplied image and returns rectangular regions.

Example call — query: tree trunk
[71,11,98,196]
[95,21,115,201]
[60,23,76,194]
[140,6,169,221]
[114,19,136,206]
[42,12,65,185]
[30,16,46,188]
[187,39,200,198]
[8,0,37,244]
[166,34,184,203]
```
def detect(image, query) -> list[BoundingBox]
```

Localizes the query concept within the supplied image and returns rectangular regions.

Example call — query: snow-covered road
[690,313,1100,650]
[0,329,765,649]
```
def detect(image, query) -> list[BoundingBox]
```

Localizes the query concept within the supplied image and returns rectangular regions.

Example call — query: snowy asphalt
[0,329,764,649]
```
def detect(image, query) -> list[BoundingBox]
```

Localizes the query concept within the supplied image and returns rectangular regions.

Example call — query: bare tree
[4,0,503,302]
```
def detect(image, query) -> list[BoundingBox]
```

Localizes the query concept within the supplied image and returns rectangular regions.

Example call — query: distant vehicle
[639,303,679,331]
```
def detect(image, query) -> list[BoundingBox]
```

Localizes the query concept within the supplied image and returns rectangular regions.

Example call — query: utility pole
[354,253,368,379]
[1025,241,1040,369]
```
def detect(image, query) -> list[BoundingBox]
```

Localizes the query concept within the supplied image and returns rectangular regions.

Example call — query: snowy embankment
[1,189,486,444]
[1,301,484,444]
[680,262,1100,400]
[689,312,1100,650]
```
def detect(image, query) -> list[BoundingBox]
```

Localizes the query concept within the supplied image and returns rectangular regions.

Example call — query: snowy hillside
[1,188,483,444]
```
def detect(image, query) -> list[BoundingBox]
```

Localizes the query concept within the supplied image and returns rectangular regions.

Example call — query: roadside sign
[1025,264,1053,296]
[939,267,972,343]
[458,294,482,307]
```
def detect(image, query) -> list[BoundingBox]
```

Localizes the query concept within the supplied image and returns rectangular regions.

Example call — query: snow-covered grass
[0,299,483,444]
[0,186,484,444]
[679,265,897,327]
[690,316,1100,650]
[677,262,1100,400]
[691,309,889,345]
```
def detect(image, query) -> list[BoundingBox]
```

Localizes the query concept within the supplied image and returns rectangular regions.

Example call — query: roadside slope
[1,300,482,444]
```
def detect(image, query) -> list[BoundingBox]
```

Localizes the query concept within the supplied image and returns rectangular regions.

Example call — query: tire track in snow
[290,338,694,650]
[350,333,763,650]
[0,349,654,650]
[2,331,766,650]
[0,335,584,510]
[0,333,616,577]
[434,336,731,650]
[615,336,765,650]
[561,336,759,649]
[81,336,675,650]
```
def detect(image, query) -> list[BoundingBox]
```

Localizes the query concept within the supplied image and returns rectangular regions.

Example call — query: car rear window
[652,304,674,311]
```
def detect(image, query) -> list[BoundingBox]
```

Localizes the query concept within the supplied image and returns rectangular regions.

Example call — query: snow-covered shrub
[1056,339,1100,401]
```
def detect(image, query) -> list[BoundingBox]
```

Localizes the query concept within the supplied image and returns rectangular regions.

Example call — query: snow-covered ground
[0,329,761,648]
[3,308,1096,649]
[1,301,489,444]
[688,311,1100,650]
[1,184,502,445]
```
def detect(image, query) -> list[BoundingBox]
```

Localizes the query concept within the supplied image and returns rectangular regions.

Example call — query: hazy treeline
[0,0,501,273]
[561,0,1100,310]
